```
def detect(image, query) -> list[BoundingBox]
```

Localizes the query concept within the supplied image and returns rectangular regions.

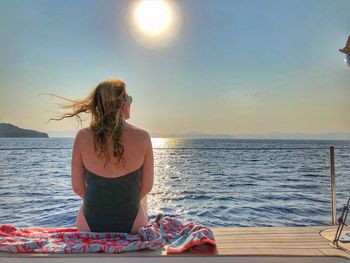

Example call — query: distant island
[47,129,350,140]
[151,131,236,139]
[0,123,49,138]
[150,131,350,140]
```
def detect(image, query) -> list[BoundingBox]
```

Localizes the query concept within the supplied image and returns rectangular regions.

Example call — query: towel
[0,214,217,255]
[340,230,350,242]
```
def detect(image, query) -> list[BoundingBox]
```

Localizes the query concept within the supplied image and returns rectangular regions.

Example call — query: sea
[0,138,349,228]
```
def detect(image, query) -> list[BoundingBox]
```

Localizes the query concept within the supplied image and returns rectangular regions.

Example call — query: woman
[51,79,154,234]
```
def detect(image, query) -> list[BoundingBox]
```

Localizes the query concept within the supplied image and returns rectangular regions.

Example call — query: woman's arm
[140,132,154,200]
[71,131,86,199]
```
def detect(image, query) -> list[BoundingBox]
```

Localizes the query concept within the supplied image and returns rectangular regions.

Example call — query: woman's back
[72,123,154,233]
[78,124,148,178]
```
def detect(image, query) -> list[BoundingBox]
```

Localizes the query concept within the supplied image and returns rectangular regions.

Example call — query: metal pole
[330,146,336,225]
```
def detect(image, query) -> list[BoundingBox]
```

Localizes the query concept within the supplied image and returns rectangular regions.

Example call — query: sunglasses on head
[124,95,133,104]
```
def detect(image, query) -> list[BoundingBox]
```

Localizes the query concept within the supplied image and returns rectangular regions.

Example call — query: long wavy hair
[48,79,128,168]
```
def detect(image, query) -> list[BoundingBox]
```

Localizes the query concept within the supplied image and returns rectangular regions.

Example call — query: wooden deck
[211,226,349,258]
[1,226,350,261]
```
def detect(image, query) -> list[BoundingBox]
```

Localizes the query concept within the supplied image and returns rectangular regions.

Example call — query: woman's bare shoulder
[77,127,91,134]
[124,123,151,141]
[74,128,92,142]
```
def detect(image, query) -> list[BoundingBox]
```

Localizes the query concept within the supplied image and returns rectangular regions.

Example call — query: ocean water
[0,138,349,228]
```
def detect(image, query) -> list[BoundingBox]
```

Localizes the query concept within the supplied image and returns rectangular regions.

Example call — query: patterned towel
[0,214,217,255]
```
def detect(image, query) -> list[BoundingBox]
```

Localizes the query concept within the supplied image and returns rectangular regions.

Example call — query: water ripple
[0,138,349,228]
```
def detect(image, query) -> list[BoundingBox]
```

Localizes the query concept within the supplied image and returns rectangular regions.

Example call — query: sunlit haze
[0,0,349,139]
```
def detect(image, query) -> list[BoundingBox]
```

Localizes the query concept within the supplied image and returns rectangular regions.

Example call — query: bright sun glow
[134,0,172,36]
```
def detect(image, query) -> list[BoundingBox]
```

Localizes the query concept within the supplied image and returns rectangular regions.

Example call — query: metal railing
[330,146,337,225]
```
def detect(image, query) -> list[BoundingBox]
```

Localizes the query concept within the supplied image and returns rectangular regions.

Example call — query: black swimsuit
[83,166,142,233]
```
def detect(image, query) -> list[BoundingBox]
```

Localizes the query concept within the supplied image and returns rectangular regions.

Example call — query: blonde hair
[48,79,128,168]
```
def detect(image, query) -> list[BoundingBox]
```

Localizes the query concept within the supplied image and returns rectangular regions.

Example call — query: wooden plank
[318,248,350,259]
[215,226,341,257]
[214,236,325,241]
[213,234,324,238]
[216,243,332,249]
[212,227,330,234]
[213,226,330,232]
[213,231,321,237]
[216,240,330,245]
[213,235,324,242]
[212,229,324,234]
[217,248,325,256]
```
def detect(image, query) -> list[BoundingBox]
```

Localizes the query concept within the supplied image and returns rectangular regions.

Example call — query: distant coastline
[0,123,49,138]
[46,130,350,140]
[152,131,350,140]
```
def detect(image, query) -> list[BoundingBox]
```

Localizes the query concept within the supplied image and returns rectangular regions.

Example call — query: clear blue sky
[0,0,349,137]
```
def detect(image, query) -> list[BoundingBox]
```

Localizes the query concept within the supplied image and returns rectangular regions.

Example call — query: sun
[129,0,180,47]
[134,0,172,36]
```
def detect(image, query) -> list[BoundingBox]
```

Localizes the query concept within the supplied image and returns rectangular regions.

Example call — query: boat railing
[330,146,337,225]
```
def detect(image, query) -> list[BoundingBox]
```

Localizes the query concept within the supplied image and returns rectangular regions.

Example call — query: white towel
[340,230,350,242]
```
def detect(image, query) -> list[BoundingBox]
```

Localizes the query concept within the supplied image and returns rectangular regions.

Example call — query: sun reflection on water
[148,138,185,216]
[151,137,183,148]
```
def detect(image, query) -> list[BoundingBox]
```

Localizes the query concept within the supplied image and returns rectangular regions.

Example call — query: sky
[0,0,349,138]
